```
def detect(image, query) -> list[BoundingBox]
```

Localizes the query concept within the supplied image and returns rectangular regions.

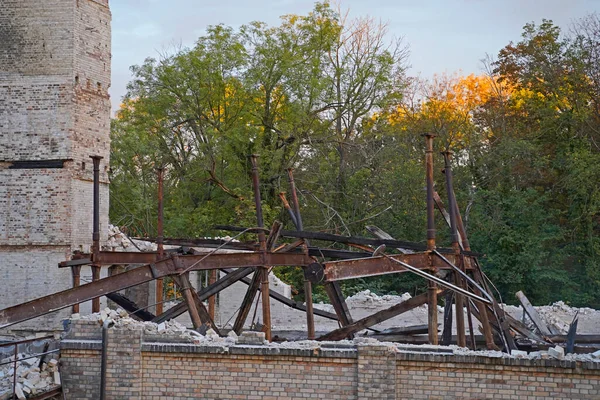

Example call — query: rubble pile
[0,354,60,400]
[503,300,600,334]
[72,308,237,347]
[104,225,156,252]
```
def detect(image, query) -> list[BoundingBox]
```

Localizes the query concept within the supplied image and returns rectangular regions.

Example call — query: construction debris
[0,355,60,399]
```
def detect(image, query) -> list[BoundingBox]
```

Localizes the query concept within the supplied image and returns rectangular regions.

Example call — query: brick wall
[395,353,600,399]
[0,0,111,330]
[60,322,600,399]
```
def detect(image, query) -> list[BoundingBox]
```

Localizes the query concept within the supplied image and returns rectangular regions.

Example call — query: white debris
[14,383,25,400]
[548,345,565,360]
[53,371,61,386]
[510,350,528,358]
[227,331,238,340]
[104,224,157,252]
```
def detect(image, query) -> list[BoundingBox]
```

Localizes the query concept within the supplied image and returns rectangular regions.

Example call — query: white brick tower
[0,0,111,330]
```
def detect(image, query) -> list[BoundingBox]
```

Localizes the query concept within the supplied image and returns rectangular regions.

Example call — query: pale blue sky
[110,0,600,112]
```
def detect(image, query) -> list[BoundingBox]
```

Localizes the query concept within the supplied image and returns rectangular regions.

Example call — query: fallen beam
[152,267,254,323]
[318,291,436,341]
[324,282,353,328]
[106,293,155,321]
[516,290,554,336]
[230,270,340,322]
[376,324,432,336]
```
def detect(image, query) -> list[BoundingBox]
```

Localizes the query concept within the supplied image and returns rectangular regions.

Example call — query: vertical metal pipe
[424,134,438,345]
[90,156,102,258]
[287,168,315,339]
[90,156,103,313]
[442,152,459,248]
[424,135,436,251]
[250,155,271,341]
[156,167,165,315]
[443,151,466,347]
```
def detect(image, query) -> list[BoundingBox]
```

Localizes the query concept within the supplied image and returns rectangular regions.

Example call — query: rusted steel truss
[0,136,548,353]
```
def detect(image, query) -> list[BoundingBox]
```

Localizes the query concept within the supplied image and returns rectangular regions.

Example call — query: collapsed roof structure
[0,136,592,355]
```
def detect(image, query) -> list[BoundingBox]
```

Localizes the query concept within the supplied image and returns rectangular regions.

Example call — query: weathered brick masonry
[60,321,600,399]
[0,0,111,330]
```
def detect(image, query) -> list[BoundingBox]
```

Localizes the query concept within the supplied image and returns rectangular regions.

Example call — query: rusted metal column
[72,266,81,314]
[443,151,466,347]
[90,155,103,313]
[156,167,165,315]
[287,168,315,339]
[424,134,438,345]
[455,205,495,349]
[208,269,217,319]
[251,155,271,341]
[179,273,203,330]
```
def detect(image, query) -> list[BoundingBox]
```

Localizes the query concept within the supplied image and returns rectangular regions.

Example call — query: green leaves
[111,8,600,307]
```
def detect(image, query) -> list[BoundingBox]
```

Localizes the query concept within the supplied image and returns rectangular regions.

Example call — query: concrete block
[238,331,266,345]
[511,350,528,358]
[14,383,25,400]
[548,345,565,360]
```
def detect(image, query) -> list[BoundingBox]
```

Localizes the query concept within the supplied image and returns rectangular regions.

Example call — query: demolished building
[1,1,600,399]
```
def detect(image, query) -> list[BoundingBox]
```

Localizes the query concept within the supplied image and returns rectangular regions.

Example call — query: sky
[109,0,600,112]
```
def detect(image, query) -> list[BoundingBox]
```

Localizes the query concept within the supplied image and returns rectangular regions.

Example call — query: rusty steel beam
[233,272,261,335]
[63,251,313,270]
[208,269,217,319]
[152,267,254,323]
[60,252,159,267]
[214,225,480,257]
[106,293,155,321]
[324,282,353,327]
[174,273,204,332]
[424,134,438,345]
[287,167,315,339]
[92,266,101,313]
[228,269,341,323]
[156,167,165,315]
[250,155,271,341]
[175,252,313,272]
[318,290,437,341]
[323,253,467,282]
[0,260,176,328]
[0,251,312,329]
[71,265,81,314]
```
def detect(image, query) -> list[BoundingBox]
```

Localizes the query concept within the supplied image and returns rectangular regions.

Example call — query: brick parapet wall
[395,352,600,399]
[358,344,396,399]
[60,324,600,399]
